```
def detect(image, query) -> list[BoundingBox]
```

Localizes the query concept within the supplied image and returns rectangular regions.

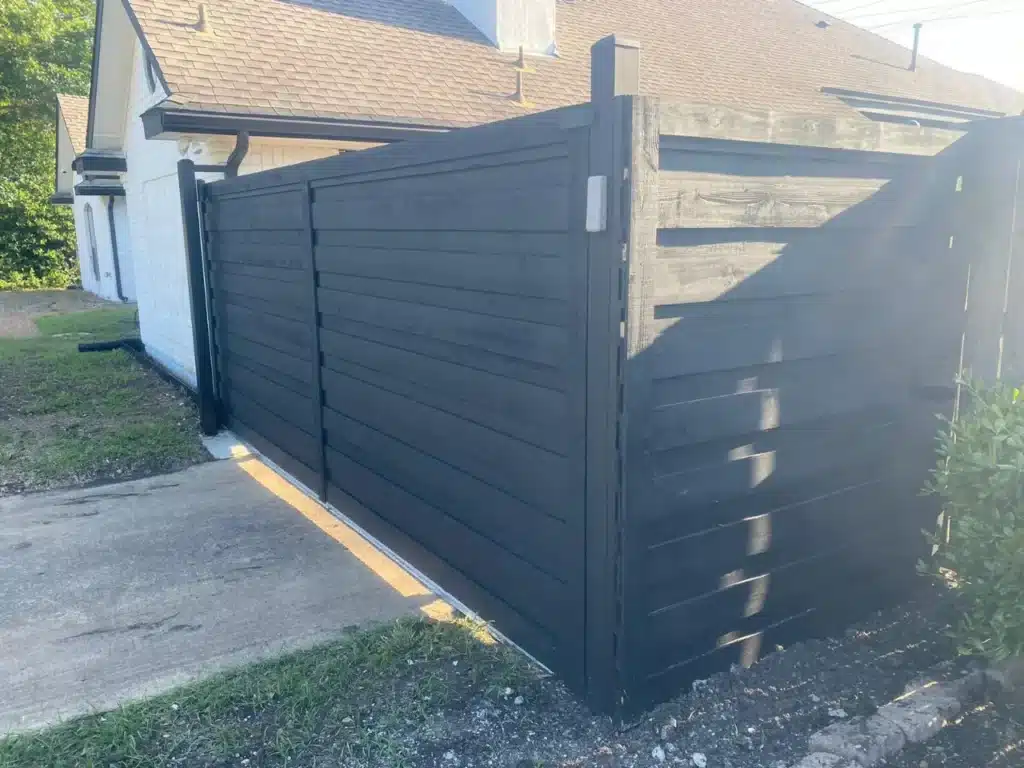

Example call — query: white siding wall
[122,41,200,385]
[117,40,347,388]
[71,186,128,303]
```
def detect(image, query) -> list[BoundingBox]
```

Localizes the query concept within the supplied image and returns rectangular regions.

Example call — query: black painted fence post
[585,34,640,714]
[301,181,328,500]
[178,158,219,436]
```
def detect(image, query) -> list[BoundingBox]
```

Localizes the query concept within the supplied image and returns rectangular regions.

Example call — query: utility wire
[849,0,1014,21]
[866,5,1024,28]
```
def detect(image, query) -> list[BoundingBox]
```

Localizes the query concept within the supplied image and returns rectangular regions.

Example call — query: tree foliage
[0,0,93,289]
[925,379,1024,660]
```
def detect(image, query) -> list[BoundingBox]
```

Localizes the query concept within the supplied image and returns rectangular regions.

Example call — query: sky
[800,0,1024,91]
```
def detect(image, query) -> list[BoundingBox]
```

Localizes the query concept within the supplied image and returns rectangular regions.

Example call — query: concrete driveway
[0,457,433,733]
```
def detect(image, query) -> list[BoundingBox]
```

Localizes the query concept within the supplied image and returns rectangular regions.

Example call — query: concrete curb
[790,668,989,768]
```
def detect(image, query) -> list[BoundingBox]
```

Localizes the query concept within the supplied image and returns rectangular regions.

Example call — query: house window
[144,56,157,94]
[84,203,100,282]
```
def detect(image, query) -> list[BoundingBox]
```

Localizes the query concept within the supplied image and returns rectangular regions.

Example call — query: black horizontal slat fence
[617,95,974,707]
[202,103,594,694]
[185,35,1024,714]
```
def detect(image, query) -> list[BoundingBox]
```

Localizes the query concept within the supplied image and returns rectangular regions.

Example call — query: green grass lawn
[0,618,537,768]
[0,307,207,494]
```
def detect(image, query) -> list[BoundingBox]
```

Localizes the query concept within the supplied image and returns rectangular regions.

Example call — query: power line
[866,5,1024,28]
[838,0,896,14]
[849,0,1012,21]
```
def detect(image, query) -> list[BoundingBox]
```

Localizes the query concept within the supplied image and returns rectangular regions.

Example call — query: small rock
[810,694,821,703]
[503,687,514,697]
[828,708,848,719]
[342,716,353,724]
[171,703,179,711]
[514,695,525,705]
[443,750,459,765]
[691,753,707,768]
[660,716,678,740]
[652,745,666,763]
[452,660,459,666]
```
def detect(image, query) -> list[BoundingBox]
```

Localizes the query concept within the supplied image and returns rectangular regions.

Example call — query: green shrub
[926,378,1024,660]
[0,176,79,290]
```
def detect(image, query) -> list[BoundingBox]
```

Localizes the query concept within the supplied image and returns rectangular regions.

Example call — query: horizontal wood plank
[320,368,571,520]
[324,446,571,633]
[319,330,569,454]
[217,303,312,360]
[314,245,569,300]
[216,333,313,387]
[221,358,317,435]
[315,229,567,258]
[657,172,889,229]
[313,152,569,203]
[311,185,569,232]
[655,100,964,156]
[324,479,562,675]
[317,289,569,368]
[207,189,305,231]
[323,408,570,578]
[226,390,321,470]
[318,324,566,392]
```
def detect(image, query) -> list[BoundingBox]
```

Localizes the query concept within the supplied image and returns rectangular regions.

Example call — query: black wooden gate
[197,106,597,695]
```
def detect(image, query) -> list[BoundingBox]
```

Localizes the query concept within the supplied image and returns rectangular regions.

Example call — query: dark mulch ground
[405,590,961,768]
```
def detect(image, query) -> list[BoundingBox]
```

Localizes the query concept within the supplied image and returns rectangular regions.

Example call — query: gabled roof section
[57,94,89,154]
[123,0,1023,128]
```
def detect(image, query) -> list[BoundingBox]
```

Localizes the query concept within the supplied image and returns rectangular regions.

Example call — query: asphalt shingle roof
[57,94,89,153]
[126,0,1024,126]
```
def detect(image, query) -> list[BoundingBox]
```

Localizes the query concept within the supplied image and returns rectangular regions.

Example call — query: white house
[54,0,1024,390]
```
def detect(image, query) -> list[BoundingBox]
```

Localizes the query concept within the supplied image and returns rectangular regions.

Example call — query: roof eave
[141,106,456,144]
[49,193,75,206]
[74,181,126,197]
[72,151,128,173]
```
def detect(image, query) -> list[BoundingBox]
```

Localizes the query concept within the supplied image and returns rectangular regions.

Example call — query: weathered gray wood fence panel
[617,95,969,706]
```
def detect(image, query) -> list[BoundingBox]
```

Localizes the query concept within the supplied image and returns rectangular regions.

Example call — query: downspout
[106,196,127,302]
[224,131,250,178]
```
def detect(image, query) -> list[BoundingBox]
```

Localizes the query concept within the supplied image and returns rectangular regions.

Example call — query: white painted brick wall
[114,40,344,388]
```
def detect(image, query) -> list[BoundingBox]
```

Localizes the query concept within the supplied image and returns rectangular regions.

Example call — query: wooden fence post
[178,158,219,436]
[584,33,640,714]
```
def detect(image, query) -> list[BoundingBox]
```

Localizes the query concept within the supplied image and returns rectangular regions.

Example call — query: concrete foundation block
[876,691,958,743]
[791,753,859,768]
[808,715,906,766]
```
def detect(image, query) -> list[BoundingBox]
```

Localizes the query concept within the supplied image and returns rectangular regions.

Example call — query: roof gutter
[141,106,453,144]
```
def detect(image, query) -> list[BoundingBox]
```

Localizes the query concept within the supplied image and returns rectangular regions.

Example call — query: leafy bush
[0,175,79,290]
[926,378,1024,660]
[1,0,93,290]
